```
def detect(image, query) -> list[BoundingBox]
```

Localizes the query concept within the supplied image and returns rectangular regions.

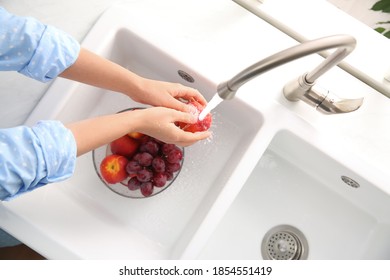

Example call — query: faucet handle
[283,74,364,114]
[315,88,364,114]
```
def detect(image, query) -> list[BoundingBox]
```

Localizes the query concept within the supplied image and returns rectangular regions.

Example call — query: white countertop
[232,0,390,97]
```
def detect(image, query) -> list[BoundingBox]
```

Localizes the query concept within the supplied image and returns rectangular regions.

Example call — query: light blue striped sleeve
[0,7,80,82]
[0,121,77,201]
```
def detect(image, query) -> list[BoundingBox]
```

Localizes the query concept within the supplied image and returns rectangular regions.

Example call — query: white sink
[198,130,390,259]
[1,1,390,260]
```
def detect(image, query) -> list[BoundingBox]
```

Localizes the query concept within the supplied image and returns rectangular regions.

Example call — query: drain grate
[261,225,308,260]
[266,231,299,260]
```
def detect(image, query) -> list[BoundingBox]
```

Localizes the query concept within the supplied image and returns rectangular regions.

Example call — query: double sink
[1,1,390,259]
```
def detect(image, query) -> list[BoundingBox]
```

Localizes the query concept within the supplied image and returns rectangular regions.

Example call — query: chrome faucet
[217,34,364,114]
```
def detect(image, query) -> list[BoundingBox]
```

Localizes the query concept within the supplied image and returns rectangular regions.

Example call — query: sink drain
[341,176,360,188]
[261,225,308,260]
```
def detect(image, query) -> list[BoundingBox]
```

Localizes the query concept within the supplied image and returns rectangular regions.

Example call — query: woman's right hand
[128,107,211,147]
[67,106,211,156]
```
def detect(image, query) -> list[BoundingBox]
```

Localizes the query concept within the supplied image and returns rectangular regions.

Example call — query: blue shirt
[0,7,80,200]
[0,121,77,200]
[0,7,80,81]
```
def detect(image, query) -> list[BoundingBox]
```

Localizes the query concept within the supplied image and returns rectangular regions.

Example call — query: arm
[1,6,206,112]
[59,48,207,112]
[0,108,210,200]
[0,8,211,201]
[0,7,80,81]
[66,106,211,156]
[0,98,209,194]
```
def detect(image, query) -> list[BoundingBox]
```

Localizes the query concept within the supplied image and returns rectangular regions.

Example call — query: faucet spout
[217,34,363,114]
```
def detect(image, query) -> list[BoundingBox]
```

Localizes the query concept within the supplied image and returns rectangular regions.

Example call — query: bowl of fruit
[93,102,211,198]
[93,108,185,198]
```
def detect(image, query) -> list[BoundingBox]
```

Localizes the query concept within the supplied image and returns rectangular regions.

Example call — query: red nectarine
[110,135,140,158]
[177,100,212,133]
[100,154,129,184]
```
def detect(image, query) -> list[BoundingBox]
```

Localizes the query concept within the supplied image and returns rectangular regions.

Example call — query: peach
[177,100,212,133]
[110,135,140,158]
[100,154,129,184]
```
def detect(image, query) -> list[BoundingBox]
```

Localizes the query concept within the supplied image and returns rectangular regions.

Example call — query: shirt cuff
[0,121,77,201]
[19,25,80,82]
[32,120,77,183]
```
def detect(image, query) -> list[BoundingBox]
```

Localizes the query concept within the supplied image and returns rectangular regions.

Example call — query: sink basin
[2,18,263,259]
[198,130,390,259]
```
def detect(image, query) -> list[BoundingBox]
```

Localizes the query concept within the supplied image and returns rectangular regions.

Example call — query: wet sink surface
[198,130,390,260]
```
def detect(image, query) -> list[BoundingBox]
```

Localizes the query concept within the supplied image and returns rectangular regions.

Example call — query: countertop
[233,0,390,96]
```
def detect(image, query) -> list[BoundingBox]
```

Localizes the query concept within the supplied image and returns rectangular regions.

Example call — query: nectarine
[177,100,212,133]
[110,135,140,158]
[100,154,129,184]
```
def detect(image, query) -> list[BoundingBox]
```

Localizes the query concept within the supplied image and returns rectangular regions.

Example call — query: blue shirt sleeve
[0,7,80,82]
[0,121,77,201]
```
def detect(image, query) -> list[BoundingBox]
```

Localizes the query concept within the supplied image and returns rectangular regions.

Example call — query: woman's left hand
[127,78,207,113]
[60,48,208,113]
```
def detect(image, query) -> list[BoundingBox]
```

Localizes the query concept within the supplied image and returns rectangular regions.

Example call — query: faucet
[217,34,364,114]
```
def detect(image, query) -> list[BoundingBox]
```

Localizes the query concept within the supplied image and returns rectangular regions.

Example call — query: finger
[169,98,195,113]
[171,110,198,124]
[181,130,212,140]
[188,89,208,105]
[175,87,208,106]
[191,131,212,141]
[174,130,212,146]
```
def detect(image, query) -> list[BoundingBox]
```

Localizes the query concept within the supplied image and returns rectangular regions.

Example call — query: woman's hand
[129,107,211,147]
[128,78,207,113]
[60,48,207,112]
[67,106,211,156]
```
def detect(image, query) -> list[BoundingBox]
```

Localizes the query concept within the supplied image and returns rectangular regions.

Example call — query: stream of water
[199,93,224,121]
